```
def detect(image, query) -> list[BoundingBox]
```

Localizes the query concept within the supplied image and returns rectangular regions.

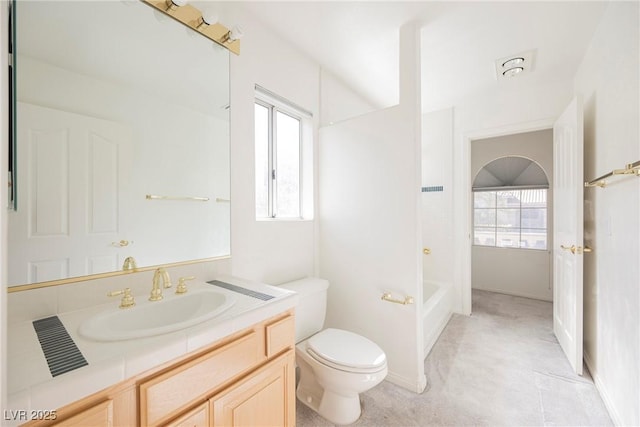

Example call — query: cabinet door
[212,350,295,427]
[140,331,262,426]
[166,402,209,427]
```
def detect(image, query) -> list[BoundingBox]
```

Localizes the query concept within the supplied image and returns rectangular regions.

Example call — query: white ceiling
[231,1,609,111]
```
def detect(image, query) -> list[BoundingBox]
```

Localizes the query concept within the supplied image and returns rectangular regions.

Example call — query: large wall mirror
[8,1,231,288]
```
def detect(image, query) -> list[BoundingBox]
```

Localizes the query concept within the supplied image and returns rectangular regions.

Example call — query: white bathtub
[423,281,453,358]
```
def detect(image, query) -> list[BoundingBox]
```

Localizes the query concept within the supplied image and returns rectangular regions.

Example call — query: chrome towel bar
[145,194,209,201]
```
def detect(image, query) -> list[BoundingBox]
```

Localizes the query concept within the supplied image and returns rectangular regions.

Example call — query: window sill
[472,245,549,252]
[256,217,313,222]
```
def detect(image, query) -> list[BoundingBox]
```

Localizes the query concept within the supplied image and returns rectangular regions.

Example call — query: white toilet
[280,277,388,425]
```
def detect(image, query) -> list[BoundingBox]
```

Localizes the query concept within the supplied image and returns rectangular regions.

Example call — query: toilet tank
[279,277,329,343]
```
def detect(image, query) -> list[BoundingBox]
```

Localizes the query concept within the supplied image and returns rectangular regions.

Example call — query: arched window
[473,157,549,250]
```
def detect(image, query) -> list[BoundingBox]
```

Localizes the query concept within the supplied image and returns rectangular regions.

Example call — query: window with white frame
[254,86,311,219]
[473,189,548,250]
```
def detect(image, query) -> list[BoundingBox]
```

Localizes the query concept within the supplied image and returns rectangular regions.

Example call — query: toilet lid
[307,328,386,371]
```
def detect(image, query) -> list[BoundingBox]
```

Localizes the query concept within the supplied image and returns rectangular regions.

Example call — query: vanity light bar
[142,0,241,55]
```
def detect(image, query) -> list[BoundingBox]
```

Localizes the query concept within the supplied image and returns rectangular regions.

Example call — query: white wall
[452,77,575,314]
[574,2,640,425]
[319,68,378,127]
[421,108,454,289]
[225,7,320,285]
[319,25,425,392]
[471,130,553,301]
[472,248,551,300]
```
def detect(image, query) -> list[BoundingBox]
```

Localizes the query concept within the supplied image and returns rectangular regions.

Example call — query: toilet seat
[306,328,387,373]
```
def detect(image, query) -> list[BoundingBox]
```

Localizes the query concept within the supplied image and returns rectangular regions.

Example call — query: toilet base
[296,355,364,425]
[297,384,363,425]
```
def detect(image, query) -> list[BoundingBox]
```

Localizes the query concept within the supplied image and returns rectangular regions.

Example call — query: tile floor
[296,290,612,426]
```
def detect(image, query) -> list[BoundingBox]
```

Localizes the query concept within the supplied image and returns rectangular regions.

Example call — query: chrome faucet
[149,267,172,301]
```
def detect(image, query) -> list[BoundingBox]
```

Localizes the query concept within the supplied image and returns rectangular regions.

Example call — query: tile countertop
[6,276,297,419]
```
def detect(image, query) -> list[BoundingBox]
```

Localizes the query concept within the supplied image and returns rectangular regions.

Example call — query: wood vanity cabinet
[23,310,296,427]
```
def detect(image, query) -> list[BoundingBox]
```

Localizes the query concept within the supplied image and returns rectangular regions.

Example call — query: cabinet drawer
[265,315,295,358]
[140,331,261,426]
[265,316,296,357]
[53,400,113,427]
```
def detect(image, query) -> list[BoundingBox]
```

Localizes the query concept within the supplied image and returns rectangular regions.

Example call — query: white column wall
[574,2,640,425]
[319,24,425,392]
[422,108,454,290]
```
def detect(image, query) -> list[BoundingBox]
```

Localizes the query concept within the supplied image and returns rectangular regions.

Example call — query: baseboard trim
[471,286,552,302]
[584,351,623,426]
[385,371,427,394]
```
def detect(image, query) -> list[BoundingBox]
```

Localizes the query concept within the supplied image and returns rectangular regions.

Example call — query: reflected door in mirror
[9,103,133,284]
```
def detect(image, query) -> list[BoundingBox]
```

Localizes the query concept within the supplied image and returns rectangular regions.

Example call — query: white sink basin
[78,289,236,342]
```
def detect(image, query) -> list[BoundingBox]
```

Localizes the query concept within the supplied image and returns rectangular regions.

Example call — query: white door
[553,96,584,375]
[8,103,132,285]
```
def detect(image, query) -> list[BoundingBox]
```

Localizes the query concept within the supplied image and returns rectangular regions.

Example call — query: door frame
[460,117,556,315]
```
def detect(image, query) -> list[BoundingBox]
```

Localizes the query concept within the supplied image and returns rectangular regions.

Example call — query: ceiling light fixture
[494,50,536,81]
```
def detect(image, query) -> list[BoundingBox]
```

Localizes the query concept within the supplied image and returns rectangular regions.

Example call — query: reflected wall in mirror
[8,1,230,287]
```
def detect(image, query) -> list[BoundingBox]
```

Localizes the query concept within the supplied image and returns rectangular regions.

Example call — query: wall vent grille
[422,186,444,193]
[33,316,88,377]
[207,280,275,301]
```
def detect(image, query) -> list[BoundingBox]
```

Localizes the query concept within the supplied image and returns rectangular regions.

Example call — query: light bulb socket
[502,67,524,78]
[501,57,525,69]
[197,11,218,30]
[222,25,243,43]
[166,0,187,12]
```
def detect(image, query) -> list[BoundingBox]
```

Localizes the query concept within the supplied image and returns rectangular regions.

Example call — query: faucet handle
[107,288,136,309]
[122,256,138,271]
[176,276,196,294]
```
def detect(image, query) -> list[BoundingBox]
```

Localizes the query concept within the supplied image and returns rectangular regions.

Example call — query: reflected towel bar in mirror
[145,194,210,201]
